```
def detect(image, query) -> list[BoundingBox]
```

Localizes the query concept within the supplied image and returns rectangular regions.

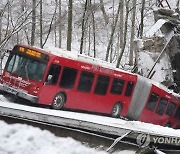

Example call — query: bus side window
[146,93,159,111]
[125,81,134,97]
[60,67,78,89]
[174,107,180,120]
[94,75,110,95]
[46,64,61,85]
[155,98,168,115]
[111,78,125,95]
[77,71,94,93]
[165,102,177,116]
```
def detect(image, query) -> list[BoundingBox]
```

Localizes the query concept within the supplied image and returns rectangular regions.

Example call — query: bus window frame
[155,97,168,116]
[59,67,78,89]
[165,102,177,117]
[124,81,134,97]
[146,92,159,111]
[110,78,125,95]
[45,64,61,85]
[174,106,180,120]
[94,74,110,96]
[77,71,95,93]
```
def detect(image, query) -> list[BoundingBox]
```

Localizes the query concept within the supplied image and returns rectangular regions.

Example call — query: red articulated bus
[0,44,179,128]
[127,79,180,128]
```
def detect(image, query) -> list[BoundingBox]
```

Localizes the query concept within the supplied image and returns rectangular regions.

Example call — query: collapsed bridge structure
[136,7,180,94]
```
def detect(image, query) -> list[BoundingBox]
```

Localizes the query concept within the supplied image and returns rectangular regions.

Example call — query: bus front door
[38,64,61,105]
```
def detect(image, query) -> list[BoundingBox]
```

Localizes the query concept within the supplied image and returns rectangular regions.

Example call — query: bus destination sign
[13,45,49,62]
[19,47,41,59]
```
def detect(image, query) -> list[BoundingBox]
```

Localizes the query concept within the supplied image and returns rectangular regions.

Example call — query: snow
[45,46,135,76]
[145,19,167,37]
[0,121,108,154]
[137,51,173,84]
[46,46,116,69]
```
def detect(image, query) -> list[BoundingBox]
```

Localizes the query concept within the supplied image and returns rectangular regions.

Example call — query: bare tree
[116,0,130,68]
[119,0,124,49]
[80,0,88,54]
[0,1,41,49]
[105,0,121,62]
[42,3,57,48]
[67,0,73,51]
[99,0,109,25]
[39,0,43,48]
[58,0,62,48]
[90,0,96,58]
[129,0,137,66]
[139,0,145,38]
[0,6,6,44]
[31,0,36,46]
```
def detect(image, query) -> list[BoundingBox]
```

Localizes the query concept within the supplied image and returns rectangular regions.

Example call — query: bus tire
[165,122,171,128]
[52,93,65,110]
[111,103,122,118]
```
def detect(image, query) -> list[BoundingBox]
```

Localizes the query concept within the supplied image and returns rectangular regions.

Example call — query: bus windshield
[5,53,47,81]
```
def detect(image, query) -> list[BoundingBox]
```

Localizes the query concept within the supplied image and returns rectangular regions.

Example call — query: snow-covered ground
[0,121,105,154]
[0,122,135,154]
[0,121,135,154]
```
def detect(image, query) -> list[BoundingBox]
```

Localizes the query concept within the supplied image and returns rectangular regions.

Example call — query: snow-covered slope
[0,121,132,154]
[0,121,107,154]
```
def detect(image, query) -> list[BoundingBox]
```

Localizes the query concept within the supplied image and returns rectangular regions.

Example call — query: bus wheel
[165,122,171,128]
[52,93,65,110]
[111,103,122,118]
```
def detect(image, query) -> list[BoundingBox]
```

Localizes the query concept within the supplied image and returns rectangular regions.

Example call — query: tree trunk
[139,0,145,38]
[99,0,109,25]
[91,1,96,58]
[129,0,136,66]
[105,0,121,62]
[116,0,130,68]
[42,4,57,48]
[119,0,124,48]
[0,10,3,44]
[177,0,180,8]
[58,0,62,48]
[67,0,73,51]
[80,0,88,54]
[40,0,43,48]
[31,0,36,46]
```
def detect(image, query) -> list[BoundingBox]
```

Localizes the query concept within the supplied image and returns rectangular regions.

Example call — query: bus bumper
[0,83,38,103]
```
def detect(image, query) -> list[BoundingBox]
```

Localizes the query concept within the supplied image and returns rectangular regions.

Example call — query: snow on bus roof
[138,74,180,99]
[46,46,135,76]
[150,80,180,99]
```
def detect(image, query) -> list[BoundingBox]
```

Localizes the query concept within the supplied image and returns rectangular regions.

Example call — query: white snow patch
[0,121,108,154]
[145,19,167,37]
[137,51,173,84]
